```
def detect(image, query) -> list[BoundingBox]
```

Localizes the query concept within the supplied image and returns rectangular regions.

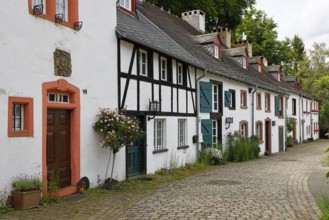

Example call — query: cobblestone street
[2,140,329,220]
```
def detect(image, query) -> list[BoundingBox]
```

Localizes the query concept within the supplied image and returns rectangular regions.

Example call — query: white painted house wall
[0,0,119,191]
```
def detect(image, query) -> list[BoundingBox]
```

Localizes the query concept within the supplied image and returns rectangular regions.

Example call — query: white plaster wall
[146,117,197,173]
[120,41,136,74]
[287,93,301,143]
[0,0,119,190]
[161,86,172,112]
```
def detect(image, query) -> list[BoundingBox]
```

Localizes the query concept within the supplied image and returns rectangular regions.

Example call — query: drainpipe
[196,69,208,159]
[310,99,313,140]
[284,94,289,151]
[299,95,302,143]
[251,86,258,136]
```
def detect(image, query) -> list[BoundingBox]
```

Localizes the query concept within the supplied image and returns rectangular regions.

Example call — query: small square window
[160,57,167,81]
[139,49,148,76]
[8,97,34,137]
[177,63,183,85]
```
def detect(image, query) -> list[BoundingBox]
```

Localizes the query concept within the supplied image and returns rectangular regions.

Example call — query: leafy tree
[145,0,255,31]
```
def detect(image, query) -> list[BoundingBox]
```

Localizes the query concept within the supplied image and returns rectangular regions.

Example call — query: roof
[223,47,246,57]
[192,32,218,44]
[284,76,297,82]
[265,65,281,73]
[249,56,262,64]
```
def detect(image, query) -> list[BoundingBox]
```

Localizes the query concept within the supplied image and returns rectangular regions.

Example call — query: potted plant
[11,173,42,210]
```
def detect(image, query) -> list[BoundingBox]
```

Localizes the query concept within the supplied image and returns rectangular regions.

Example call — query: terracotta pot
[12,189,42,210]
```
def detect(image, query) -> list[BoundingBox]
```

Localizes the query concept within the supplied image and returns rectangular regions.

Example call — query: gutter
[196,68,208,160]
[251,86,258,136]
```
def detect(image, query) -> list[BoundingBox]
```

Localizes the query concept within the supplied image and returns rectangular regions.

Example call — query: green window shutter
[201,119,212,148]
[275,96,280,116]
[200,81,212,112]
[224,91,232,107]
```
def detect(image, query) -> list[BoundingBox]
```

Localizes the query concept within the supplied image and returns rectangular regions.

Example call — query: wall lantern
[225,117,233,129]
[33,4,43,15]
[148,100,160,121]
[55,14,64,23]
[74,21,83,31]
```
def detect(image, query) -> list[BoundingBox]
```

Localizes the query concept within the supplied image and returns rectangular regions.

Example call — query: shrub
[0,188,13,214]
[198,145,223,165]
[227,131,260,162]
[287,136,294,148]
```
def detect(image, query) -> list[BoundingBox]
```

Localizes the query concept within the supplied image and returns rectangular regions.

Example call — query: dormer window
[214,45,219,59]
[120,0,131,10]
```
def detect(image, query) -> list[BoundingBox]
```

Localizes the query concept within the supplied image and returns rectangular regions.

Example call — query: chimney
[182,10,206,33]
[217,28,231,48]
[234,40,252,57]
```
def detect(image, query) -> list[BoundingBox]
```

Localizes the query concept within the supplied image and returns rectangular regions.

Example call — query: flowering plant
[93,108,142,153]
[93,108,143,182]
[204,148,223,164]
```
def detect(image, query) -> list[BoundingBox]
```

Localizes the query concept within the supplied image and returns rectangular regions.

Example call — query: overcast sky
[255,0,329,51]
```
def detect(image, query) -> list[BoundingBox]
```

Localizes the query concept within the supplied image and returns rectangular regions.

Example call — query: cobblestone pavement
[2,140,329,220]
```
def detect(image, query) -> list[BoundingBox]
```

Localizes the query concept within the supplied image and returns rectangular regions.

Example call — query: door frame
[42,79,80,197]
[264,118,272,154]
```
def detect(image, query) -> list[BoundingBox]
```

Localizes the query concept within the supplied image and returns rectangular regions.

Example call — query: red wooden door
[47,109,71,187]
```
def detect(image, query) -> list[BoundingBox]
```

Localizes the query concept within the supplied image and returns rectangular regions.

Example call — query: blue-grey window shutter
[200,81,212,112]
[224,91,232,107]
[201,119,212,147]
[275,96,280,116]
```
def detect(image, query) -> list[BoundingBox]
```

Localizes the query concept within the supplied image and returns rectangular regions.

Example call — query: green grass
[320,195,329,220]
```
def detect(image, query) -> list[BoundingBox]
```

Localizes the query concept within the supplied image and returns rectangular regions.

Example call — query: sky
[255,0,329,51]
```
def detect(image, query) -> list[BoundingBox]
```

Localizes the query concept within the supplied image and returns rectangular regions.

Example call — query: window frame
[56,0,69,22]
[229,89,236,110]
[265,93,271,112]
[279,96,284,118]
[160,56,167,81]
[177,119,187,147]
[212,120,218,147]
[240,90,247,109]
[292,98,297,115]
[214,45,219,59]
[256,92,262,110]
[212,84,219,112]
[28,0,79,30]
[177,62,183,85]
[256,121,263,143]
[8,97,34,137]
[154,119,166,152]
[242,56,248,69]
[138,49,148,77]
[239,120,248,137]
[119,0,131,11]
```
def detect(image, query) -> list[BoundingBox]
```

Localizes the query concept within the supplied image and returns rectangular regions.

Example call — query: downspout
[311,99,313,140]
[196,69,208,159]
[284,94,289,151]
[299,95,302,143]
[251,86,257,136]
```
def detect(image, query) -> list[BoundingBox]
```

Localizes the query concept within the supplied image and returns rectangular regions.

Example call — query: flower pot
[12,189,42,210]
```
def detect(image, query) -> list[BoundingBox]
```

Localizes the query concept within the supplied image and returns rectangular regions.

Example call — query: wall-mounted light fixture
[55,13,64,23]
[74,21,83,31]
[225,117,233,129]
[33,4,43,15]
[148,100,160,121]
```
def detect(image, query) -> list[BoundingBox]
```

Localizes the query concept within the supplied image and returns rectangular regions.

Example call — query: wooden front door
[265,120,272,154]
[127,116,145,177]
[47,109,71,188]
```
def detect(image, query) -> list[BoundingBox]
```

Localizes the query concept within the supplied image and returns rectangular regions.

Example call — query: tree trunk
[110,153,116,183]
[104,149,112,181]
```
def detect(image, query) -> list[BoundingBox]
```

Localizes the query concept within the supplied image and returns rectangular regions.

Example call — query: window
[240,90,247,109]
[214,45,219,59]
[242,57,248,69]
[119,0,131,10]
[224,89,236,110]
[8,97,34,137]
[292,98,296,115]
[56,0,68,22]
[177,63,183,85]
[275,96,284,117]
[48,93,69,103]
[32,0,46,14]
[154,119,166,151]
[212,120,218,146]
[178,119,187,147]
[265,93,271,112]
[240,121,248,137]
[160,57,167,81]
[256,121,263,143]
[139,49,147,76]
[212,85,219,112]
[256,92,262,110]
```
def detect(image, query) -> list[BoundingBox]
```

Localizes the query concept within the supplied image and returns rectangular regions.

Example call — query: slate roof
[265,65,281,73]
[223,47,246,57]
[249,56,262,64]
[284,76,297,82]
[117,1,314,99]
[192,33,218,44]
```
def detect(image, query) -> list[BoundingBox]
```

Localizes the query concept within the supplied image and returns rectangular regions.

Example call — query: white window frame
[48,93,70,103]
[32,0,46,14]
[12,104,25,131]
[256,122,262,141]
[178,119,187,147]
[265,94,270,111]
[56,0,68,22]
[139,49,148,76]
[212,120,218,146]
[212,84,219,112]
[242,57,247,69]
[177,63,183,85]
[160,57,167,81]
[214,45,219,59]
[119,0,131,11]
[154,119,166,151]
